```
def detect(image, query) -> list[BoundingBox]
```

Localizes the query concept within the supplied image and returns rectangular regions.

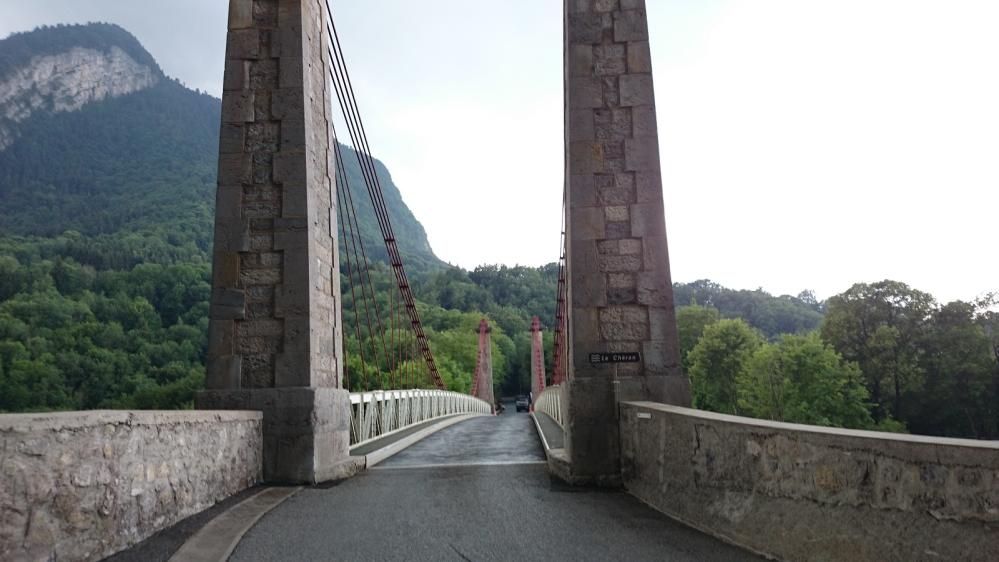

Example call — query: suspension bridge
[3,1,996,561]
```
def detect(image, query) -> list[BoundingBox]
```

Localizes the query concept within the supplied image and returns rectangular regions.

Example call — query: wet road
[230,411,760,562]
[376,409,545,468]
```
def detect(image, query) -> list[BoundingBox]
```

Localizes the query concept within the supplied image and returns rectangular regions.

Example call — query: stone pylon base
[196,387,358,484]
[562,375,690,486]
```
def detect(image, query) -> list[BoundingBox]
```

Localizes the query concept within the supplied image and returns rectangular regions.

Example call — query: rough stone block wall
[619,402,999,561]
[563,0,689,483]
[200,0,351,484]
[0,411,262,562]
[208,0,342,392]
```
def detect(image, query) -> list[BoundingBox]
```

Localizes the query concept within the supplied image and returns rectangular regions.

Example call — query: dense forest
[1,24,995,441]
[680,284,999,439]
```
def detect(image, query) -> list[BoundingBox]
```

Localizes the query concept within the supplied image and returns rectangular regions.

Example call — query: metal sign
[589,352,641,365]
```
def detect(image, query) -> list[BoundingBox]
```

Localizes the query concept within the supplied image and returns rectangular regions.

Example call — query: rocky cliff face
[0,45,159,150]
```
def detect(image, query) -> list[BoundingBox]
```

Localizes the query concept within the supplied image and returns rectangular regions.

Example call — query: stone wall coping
[0,410,262,432]
[622,401,999,450]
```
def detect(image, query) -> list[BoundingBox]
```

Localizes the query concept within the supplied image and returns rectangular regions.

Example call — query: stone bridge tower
[197,0,355,484]
[562,0,690,485]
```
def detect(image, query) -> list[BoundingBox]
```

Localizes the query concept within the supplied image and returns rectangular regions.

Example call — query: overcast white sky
[2,1,996,303]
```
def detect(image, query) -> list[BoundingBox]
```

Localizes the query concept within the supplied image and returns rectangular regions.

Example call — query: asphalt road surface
[230,411,760,561]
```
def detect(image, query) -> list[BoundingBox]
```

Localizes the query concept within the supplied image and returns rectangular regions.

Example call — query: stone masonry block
[215,184,243,219]
[593,45,626,76]
[600,305,647,324]
[219,123,245,155]
[594,108,633,141]
[621,0,646,9]
[572,307,601,343]
[642,340,682,377]
[608,272,634,288]
[213,251,240,288]
[254,1,280,28]
[569,77,605,109]
[280,119,306,152]
[568,12,607,44]
[273,152,307,187]
[569,142,605,175]
[648,306,678,341]
[227,29,261,60]
[283,315,311,353]
[627,41,652,73]
[597,239,622,255]
[594,0,618,12]
[570,239,599,272]
[619,74,655,107]
[569,109,596,141]
[648,235,673,273]
[249,59,280,90]
[605,205,629,222]
[600,318,649,342]
[223,60,248,91]
[273,217,309,250]
[619,238,642,254]
[272,88,305,121]
[605,221,631,240]
[599,253,643,273]
[614,9,650,42]
[206,354,241,389]
[207,318,234,357]
[569,45,593,77]
[597,176,636,206]
[635,170,664,203]
[572,273,608,308]
[274,282,308,319]
[571,206,606,241]
[608,285,637,305]
[222,91,255,124]
[636,271,672,307]
[630,203,667,239]
[275,352,311,387]
[570,174,597,208]
[624,135,660,172]
[632,105,658,138]
[278,56,305,90]
[229,0,253,30]
[214,217,251,253]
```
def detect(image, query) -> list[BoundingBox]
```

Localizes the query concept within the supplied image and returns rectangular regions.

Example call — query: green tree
[676,304,721,373]
[820,280,935,422]
[689,319,762,414]
[737,333,874,429]
[910,301,995,438]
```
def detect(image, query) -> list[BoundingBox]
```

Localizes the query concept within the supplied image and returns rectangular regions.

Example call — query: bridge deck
[230,411,760,561]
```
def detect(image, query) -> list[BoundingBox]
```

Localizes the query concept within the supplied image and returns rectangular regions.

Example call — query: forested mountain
[0,24,442,271]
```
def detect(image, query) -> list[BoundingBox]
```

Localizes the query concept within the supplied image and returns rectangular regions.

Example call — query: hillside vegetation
[1,24,995,440]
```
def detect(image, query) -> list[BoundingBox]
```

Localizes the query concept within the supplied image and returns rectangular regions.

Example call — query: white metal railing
[534,384,564,429]
[349,389,492,447]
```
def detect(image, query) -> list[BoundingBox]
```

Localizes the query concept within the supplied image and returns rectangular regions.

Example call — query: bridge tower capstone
[530,316,546,401]
[197,0,355,484]
[562,0,690,485]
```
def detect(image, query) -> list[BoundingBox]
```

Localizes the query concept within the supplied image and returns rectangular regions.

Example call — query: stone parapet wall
[619,402,999,561]
[0,410,262,561]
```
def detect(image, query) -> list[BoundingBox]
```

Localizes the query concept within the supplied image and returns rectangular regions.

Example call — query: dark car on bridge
[515,395,530,412]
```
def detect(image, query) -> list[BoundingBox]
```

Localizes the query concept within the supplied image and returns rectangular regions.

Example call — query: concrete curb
[530,411,553,453]
[167,486,300,562]
[357,413,487,467]
[531,412,574,482]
